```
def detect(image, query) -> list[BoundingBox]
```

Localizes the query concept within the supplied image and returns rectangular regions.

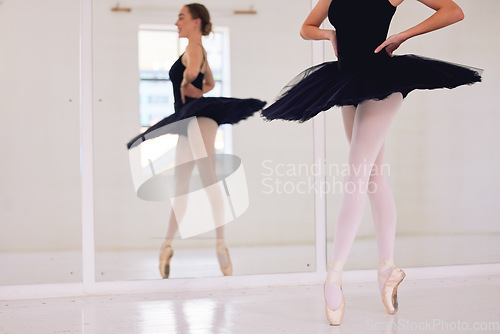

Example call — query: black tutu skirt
[127,97,266,149]
[261,54,483,123]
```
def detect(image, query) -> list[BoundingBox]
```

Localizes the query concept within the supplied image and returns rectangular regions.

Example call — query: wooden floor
[1,271,499,333]
[1,235,499,333]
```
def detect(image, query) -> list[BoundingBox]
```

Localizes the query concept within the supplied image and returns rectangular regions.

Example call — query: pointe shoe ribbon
[324,261,345,326]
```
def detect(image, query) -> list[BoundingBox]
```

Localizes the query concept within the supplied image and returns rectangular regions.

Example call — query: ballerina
[127,3,266,278]
[261,0,482,325]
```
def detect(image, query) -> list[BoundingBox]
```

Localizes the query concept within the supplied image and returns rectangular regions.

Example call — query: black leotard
[169,52,205,111]
[329,0,396,72]
[261,0,483,122]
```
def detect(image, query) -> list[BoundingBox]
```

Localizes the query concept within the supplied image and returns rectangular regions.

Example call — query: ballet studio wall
[0,0,498,287]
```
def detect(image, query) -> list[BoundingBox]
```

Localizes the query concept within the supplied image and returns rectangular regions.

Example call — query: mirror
[92,0,317,281]
[323,0,500,270]
[0,0,81,285]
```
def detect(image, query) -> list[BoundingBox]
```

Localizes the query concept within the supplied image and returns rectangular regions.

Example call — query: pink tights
[164,117,226,246]
[325,92,403,310]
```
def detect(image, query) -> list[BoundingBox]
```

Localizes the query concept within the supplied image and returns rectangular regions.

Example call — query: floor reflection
[0,272,498,333]
[136,298,228,333]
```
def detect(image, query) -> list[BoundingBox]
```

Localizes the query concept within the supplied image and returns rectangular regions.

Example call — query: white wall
[0,0,81,252]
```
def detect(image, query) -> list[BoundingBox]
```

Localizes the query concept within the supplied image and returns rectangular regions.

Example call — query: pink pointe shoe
[159,241,174,279]
[381,266,406,314]
[324,283,345,325]
[324,261,345,326]
[216,243,233,276]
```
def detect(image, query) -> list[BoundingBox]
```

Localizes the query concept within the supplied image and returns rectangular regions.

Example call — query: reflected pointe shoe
[216,244,233,276]
[324,261,345,326]
[159,241,174,279]
[380,265,406,314]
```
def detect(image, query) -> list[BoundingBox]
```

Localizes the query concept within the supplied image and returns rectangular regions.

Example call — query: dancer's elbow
[299,27,307,40]
[450,4,464,23]
[300,26,311,40]
[454,7,465,22]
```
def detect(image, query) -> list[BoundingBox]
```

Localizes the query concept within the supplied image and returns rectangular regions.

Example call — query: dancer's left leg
[187,117,232,274]
[187,117,224,235]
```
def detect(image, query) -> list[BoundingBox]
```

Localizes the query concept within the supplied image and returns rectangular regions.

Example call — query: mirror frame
[80,0,328,295]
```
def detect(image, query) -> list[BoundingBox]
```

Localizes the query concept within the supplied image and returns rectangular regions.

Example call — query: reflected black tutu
[127,97,266,149]
[261,54,483,123]
[177,96,266,125]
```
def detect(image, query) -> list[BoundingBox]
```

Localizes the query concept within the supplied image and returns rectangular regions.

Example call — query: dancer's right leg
[324,105,355,310]
[159,135,195,278]
[164,135,195,245]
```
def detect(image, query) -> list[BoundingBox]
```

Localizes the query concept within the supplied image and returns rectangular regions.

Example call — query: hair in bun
[185,3,212,36]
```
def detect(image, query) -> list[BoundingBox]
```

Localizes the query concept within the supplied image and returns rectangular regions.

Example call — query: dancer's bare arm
[375,0,464,56]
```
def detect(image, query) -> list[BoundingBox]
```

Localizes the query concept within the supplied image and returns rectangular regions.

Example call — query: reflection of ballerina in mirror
[127,3,266,279]
[261,0,482,326]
